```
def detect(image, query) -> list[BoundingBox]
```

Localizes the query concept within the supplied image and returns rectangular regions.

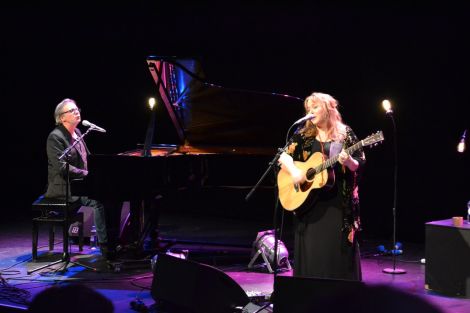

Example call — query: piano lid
[146,56,305,153]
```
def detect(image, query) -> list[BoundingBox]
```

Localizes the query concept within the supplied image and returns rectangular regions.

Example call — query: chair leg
[63,220,68,255]
[77,212,84,251]
[32,220,39,261]
[48,224,54,251]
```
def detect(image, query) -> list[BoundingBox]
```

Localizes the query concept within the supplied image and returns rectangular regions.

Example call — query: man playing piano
[45,98,114,260]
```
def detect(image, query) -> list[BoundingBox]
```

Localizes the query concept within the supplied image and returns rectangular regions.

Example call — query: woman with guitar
[278,92,366,281]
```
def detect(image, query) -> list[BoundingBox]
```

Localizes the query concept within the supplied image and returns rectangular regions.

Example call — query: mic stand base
[27,253,99,275]
[382,267,407,274]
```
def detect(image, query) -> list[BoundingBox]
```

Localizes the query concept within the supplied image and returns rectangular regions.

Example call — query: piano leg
[136,196,166,252]
[104,195,175,262]
[103,199,123,259]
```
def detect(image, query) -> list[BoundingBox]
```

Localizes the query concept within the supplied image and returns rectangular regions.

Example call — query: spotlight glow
[148,97,156,109]
[382,99,393,114]
[457,130,467,153]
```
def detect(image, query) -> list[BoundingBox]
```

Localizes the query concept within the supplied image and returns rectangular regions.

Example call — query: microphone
[82,120,107,133]
[457,129,467,153]
[293,113,315,125]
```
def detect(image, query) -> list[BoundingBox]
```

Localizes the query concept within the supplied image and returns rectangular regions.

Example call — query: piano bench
[31,195,84,262]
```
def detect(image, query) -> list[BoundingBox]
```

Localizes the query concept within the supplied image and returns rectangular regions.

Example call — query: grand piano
[77,56,304,254]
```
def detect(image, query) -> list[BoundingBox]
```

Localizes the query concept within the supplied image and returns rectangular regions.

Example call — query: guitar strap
[329,141,343,159]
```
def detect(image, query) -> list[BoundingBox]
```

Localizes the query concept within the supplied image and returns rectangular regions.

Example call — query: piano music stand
[28,129,98,274]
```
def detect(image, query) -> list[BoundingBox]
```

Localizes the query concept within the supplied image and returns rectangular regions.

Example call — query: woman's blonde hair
[301,92,347,141]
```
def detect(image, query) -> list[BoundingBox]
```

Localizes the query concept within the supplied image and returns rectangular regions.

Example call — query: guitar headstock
[362,130,384,147]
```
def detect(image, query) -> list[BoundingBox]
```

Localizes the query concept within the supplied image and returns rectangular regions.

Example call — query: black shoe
[99,243,117,261]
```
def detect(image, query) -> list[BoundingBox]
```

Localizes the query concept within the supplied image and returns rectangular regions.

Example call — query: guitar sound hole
[306,168,316,181]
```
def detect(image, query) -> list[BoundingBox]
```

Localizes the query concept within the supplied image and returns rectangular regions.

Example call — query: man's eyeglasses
[61,107,81,115]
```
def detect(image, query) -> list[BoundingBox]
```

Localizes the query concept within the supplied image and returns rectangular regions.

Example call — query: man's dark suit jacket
[45,124,90,201]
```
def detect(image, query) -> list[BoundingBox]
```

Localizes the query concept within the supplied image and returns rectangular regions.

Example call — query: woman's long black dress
[292,139,362,281]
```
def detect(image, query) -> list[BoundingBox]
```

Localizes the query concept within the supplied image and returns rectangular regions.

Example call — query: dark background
[1,3,469,244]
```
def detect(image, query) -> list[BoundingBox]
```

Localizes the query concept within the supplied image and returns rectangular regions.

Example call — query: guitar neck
[315,140,363,172]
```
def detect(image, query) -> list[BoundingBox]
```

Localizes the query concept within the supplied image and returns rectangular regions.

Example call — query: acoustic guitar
[277,131,384,212]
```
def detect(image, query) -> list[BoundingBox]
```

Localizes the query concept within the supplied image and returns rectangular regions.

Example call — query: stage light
[457,130,467,153]
[382,99,393,114]
[148,97,156,109]
[467,200,470,224]
[248,230,291,273]
[381,98,406,275]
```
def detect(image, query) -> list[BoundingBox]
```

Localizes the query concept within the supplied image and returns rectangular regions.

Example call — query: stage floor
[0,213,468,313]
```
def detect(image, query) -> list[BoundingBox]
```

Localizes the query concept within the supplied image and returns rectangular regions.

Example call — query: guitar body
[277,131,384,212]
[277,152,335,212]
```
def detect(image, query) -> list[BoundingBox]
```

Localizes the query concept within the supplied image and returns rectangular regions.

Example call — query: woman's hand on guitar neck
[338,150,359,172]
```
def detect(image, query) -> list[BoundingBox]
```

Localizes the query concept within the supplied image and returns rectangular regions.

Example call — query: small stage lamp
[148,97,156,109]
[381,98,406,274]
[457,130,467,153]
[248,230,291,273]
[382,99,393,114]
[142,97,158,157]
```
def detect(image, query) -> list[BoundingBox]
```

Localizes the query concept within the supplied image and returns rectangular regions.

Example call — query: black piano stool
[31,195,83,261]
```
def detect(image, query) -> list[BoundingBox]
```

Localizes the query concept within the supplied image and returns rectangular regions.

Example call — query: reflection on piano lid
[129,55,305,157]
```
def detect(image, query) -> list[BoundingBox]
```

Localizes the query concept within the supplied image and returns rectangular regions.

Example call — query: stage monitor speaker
[272,275,364,313]
[151,253,250,313]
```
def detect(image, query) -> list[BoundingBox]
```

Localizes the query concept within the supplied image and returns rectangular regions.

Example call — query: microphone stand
[28,128,98,274]
[382,111,406,274]
[246,121,299,277]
